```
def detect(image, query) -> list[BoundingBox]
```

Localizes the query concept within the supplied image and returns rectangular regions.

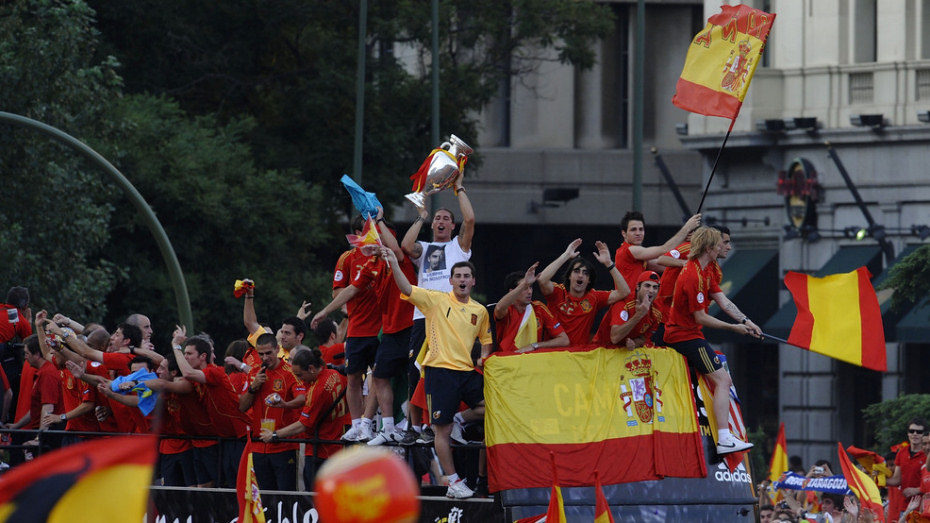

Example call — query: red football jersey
[495,301,565,353]
[333,249,382,337]
[664,259,722,344]
[544,284,611,346]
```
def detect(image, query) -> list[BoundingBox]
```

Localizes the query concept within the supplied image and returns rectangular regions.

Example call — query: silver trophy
[405,134,473,208]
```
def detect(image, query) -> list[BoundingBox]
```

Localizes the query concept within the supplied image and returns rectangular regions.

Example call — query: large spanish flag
[784,267,886,371]
[237,437,266,523]
[0,436,156,522]
[485,346,705,492]
[838,442,885,522]
[672,4,775,120]
[768,422,788,482]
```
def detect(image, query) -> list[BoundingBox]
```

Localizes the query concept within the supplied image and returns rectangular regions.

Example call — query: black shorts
[424,366,483,425]
[345,336,379,375]
[373,328,411,379]
[193,444,219,485]
[407,319,427,397]
[669,338,723,375]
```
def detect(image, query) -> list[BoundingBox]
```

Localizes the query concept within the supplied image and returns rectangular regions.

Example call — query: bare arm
[65,360,108,388]
[710,292,761,337]
[34,310,51,359]
[38,403,55,430]
[381,247,413,296]
[335,317,348,343]
[693,308,753,336]
[375,207,405,260]
[243,283,260,334]
[260,419,307,442]
[519,331,569,353]
[171,326,206,384]
[310,286,359,329]
[455,179,476,253]
[656,255,686,268]
[595,241,631,304]
[133,347,164,366]
[238,372,263,412]
[401,205,429,260]
[886,465,902,486]
[538,239,582,296]
[98,383,140,407]
[629,214,701,261]
[47,400,94,427]
[52,313,85,335]
[610,299,650,345]
[46,322,104,363]
[494,263,538,320]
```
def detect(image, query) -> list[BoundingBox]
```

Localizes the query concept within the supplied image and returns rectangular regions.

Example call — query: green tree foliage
[862,393,930,453]
[87,0,614,223]
[0,0,123,319]
[879,244,930,311]
[96,94,331,346]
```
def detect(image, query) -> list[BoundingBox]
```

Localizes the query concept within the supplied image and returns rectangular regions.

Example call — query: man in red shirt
[173,332,252,488]
[54,357,98,446]
[5,336,65,457]
[260,348,348,490]
[313,319,346,367]
[614,212,701,293]
[238,333,306,490]
[313,214,383,442]
[594,270,663,349]
[537,239,630,345]
[0,286,32,414]
[494,263,568,353]
[664,226,760,455]
[888,418,928,520]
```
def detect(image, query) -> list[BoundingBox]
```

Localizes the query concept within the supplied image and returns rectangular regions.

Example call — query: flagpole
[761,332,805,350]
[696,117,736,214]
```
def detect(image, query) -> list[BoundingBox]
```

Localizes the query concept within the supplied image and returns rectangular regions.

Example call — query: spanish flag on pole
[594,470,615,523]
[673,4,775,120]
[768,422,788,483]
[237,437,266,523]
[838,442,885,522]
[784,267,886,371]
[345,216,382,250]
[545,452,567,523]
[0,436,156,522]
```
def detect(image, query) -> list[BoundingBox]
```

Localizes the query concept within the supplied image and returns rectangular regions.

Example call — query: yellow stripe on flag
[678,25,765,102]
[46,464,153,522]
[807,271,863,366]
[484,347,697,446]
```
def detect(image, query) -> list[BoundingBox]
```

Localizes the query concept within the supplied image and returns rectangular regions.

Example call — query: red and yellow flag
[672,4,775,120]
[768,422,788,482]
[0,435,156,522]
[838,442,885,522]
[545,452,567,523]
[237,437,266,523]
[784,267,886,371]
[345,216,382,250]
[594,470,615,523]
[846,445,893,487]
[485,346,705,491]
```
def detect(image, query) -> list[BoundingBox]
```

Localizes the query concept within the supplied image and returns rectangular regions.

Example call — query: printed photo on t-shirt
[423,245,447,274]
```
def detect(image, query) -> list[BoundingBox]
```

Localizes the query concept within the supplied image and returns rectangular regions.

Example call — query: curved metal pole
[0,111,194,331]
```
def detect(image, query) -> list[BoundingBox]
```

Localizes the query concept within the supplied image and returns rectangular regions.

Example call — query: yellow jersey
[402,286,492,371]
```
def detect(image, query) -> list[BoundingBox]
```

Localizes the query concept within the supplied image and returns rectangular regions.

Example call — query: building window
[853,0,877,63]
[917,69,930,100]
[849,72,874,104]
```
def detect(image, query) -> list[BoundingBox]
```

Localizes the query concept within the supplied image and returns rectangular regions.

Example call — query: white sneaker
[446,479,475,499]
[716,434,753,454]
[450,422,466,445]
[357,422,373,442]
[367,429,402,446]
[341,425,361,441]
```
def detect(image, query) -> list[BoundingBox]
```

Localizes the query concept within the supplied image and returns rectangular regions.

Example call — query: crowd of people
[0,178,775,502]
[759,419,930,522]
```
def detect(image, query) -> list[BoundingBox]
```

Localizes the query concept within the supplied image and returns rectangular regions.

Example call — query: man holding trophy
[400,136,475,446]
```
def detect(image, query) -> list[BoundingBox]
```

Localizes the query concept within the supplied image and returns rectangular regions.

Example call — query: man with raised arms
[537,239,630,346]
[615,211,702,292]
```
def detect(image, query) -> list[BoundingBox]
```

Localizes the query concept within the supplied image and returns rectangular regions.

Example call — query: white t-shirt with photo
[411,236,471,320]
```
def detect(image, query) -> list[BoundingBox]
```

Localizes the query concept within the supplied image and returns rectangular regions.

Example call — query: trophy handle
[440,141,452,150]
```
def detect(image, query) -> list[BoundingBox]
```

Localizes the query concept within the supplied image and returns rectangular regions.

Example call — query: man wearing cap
[494,263,569,354]
[594,271,663,349]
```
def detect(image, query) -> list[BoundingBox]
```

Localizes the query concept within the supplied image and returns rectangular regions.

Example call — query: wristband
[740,317,749,324]
[377,217,385,224]
[606,263,616,272]
[531,342,539,350]
[60,414,67,422]
[61,330,71,340]
[172,344,183,352]
[244,296,254,300]
[240,363,249,372]
[271,431,279,442]
[415,216,426,224]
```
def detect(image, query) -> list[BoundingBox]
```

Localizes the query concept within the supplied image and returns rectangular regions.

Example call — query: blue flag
[340,174,383,219]
[110,368,159,416]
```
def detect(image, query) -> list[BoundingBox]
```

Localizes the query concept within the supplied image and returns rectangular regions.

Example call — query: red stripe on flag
[672,78,741,119]
[487,432,705,492]
[784,272,814,348]
[856,267,887,371]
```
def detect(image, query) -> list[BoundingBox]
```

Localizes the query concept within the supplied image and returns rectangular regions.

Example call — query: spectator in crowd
[238,332,306,490]
[887,418,928,520]
[759,503,775,523]
[537,239,630,346]
[400,177,475,445]
[3,335,65,459]
[614,212,701,292]
[594,270,663,349]
[494,263,568,354]
[664,226,760,455]
[126,313,154,351]
[260,348,348,491]
[385,247,491,499]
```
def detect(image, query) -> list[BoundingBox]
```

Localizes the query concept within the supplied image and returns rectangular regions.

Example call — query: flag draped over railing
[484,346,706,492]
[672,4,775,120]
